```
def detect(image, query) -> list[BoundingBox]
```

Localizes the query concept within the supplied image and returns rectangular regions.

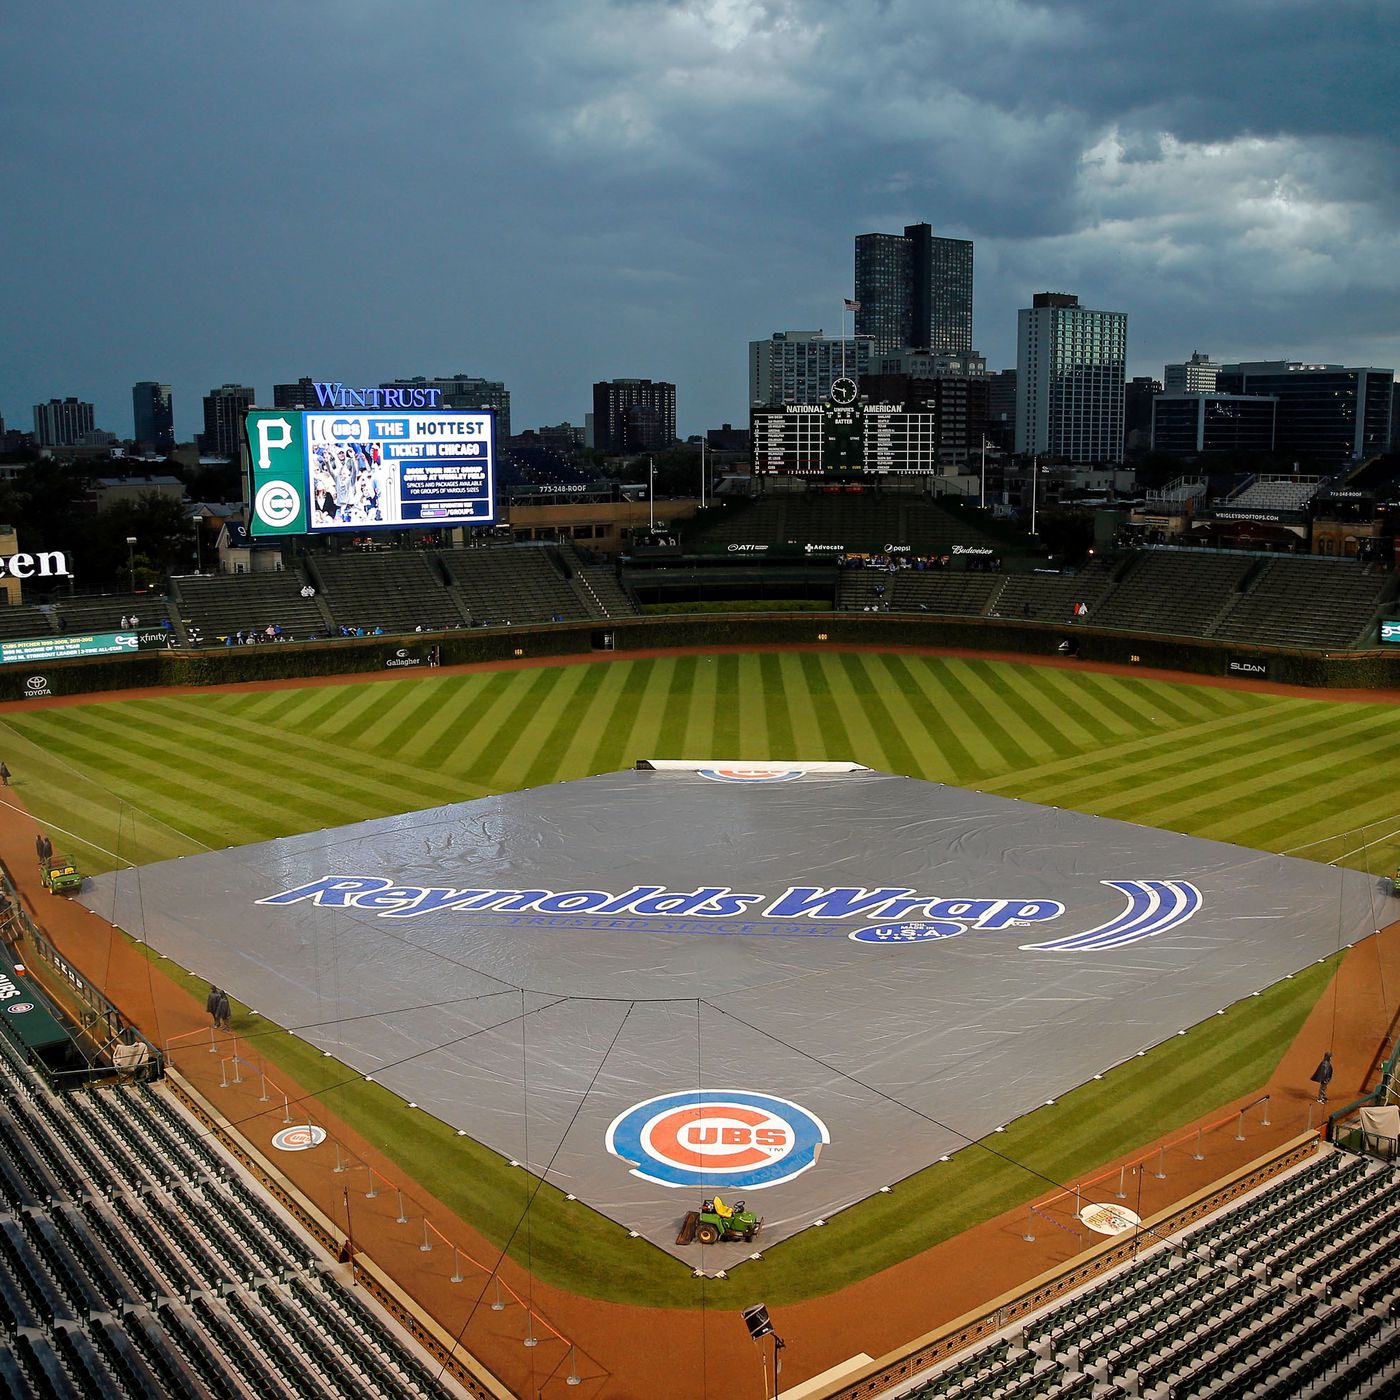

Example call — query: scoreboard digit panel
[751,401,938,475]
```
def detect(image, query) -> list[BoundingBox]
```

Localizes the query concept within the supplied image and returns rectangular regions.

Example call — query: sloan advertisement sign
[1227,657,1271,679]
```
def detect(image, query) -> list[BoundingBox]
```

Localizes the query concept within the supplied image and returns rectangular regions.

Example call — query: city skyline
[1,1,1395,441]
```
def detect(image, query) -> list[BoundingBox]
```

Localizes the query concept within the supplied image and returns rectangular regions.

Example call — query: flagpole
[701,438,707,509]
[1031,455,1038,537]
[841,301,847,380]
[649,457,655,533]
[980,436,987,510]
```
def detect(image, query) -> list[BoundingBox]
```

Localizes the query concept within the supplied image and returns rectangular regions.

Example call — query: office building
[591,379,677,454]
[854,223,973,355]
[382,375,511,440]
[749,331,874,405]
[132,382,174,450]
[32,397,95,448]
[1015,293,1127,464]
[1215,362,1393,465]
[986,369,1017,452]
[1124,376,1162,453]
[1163,352,1220,394]
[199,384,255,457]
[1151,394,1277,455]
[876,348,986,379]
[273,378,319,409]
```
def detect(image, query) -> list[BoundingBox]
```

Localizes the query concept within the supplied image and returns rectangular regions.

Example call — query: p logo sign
[606,1089,829,1189]
[246,410,307,536]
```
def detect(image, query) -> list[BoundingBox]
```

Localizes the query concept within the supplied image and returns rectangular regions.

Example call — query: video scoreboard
[245,408,497,537]
[752,381,937,476]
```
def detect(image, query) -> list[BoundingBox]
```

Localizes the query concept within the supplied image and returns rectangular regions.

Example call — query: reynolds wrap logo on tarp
[257,877,1203,951]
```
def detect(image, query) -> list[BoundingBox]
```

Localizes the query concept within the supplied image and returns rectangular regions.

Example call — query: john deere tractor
[39,853,83,896]
[676,1196,763,1246]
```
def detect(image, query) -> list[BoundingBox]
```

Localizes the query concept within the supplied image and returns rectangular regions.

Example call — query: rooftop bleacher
[1226,474,1324,513]
[899,1147,1400,1400]
[0,1023,462,1400]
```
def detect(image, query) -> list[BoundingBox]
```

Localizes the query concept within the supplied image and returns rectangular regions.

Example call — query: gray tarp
[83,768,1387,1255]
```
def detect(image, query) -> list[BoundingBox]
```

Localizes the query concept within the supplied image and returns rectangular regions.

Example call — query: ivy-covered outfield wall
[0,613,1396,701]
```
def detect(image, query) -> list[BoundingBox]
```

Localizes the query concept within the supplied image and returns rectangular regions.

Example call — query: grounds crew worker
[1310,1051,1334,1104]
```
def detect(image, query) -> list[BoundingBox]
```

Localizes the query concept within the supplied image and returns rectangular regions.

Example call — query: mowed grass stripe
[712,654,742,757]
[733,654,770,760]
[1007,665,1125,749]
[414,671,518,766]
[581,662,660,775]
[818,653,895,770]
[651,656,698,759]
[895,656,1004,777]
[1082,702,1395,824]
[363,675,464,753]
[936,660,1043,770]
[489,667,598,791]
[977,660,1096,757]
[849,655,926,778]
[794,652,853,759]
[877,655,977,780]
[477,665,600,788]
[758,653,797,758]
[133,695,480,806]
[623,658,682,761]
[48,705,404,838]
[680,655,720,756]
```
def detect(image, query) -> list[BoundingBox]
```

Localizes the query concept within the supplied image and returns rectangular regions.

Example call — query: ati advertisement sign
[247,409,497,537]
[258,875,1203,952]
[0,630,164,667]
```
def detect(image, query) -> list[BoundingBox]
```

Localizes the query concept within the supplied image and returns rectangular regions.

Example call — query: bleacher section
[900,1148,1400,1400]
[53,594,158,634]
[990,563,1117,623]
[437,546,630,624]
[0,1023,461,1400]
[0,606,56,641]
[171,570,330,642]
[307,552,466,633]
[838,570,1004,617]
[1227,474,1323,513]
[1093,551,1256,637]
[1211,558,1391,649]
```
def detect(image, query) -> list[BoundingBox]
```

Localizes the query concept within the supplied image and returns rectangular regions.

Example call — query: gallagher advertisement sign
[246,407,497,537]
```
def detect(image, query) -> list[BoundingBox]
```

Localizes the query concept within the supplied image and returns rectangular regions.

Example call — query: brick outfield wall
[0,614,1396,702]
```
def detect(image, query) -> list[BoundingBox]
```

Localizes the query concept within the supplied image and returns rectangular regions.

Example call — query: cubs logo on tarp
[272,1125,327,1152]
[5,1003,34,1015]
[607,1090,829,1189]
[697,767,805,783]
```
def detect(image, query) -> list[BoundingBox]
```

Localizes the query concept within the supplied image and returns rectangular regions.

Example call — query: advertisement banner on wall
[1227,657,1271,679]
[0,632,141,667]
[1380,621,1400,645]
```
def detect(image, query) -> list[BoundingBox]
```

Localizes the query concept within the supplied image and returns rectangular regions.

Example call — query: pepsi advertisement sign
[246,409,497,536]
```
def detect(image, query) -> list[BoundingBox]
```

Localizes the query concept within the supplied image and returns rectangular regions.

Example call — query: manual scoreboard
[752,380,937,476]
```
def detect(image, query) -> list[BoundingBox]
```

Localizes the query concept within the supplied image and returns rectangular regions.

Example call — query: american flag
[843,298,860,311]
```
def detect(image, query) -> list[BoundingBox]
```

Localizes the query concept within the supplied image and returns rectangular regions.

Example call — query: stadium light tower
[125,536,138,593]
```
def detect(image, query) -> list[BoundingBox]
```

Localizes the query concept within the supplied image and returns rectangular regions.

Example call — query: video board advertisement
[246,410,496,536]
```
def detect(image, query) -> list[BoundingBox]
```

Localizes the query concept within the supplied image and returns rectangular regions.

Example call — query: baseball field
[0,648,1391,1308]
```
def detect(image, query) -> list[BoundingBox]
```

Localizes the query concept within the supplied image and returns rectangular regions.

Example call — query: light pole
[1030,458,1039,538]
[648,457,656,534]
[742,1304,784,1400]
[700,438,707,510]
[192,517,203,573]
[125,536,138,593]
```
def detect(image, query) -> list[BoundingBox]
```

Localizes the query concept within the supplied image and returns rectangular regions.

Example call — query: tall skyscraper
[273,378,319,409]
[853,223,973,355]
[32,397,95,447]
[591,380,676,454]
[1163,351,1220,394]
[199,384,255,457]
[749,331,874,405]
[132,382,174,449]
[1015,293,1127,464]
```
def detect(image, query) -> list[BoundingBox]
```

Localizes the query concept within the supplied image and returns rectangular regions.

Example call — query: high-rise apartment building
[1015,293,1127,464]
[1163,351,1220,394]
[749,331,874,405]
[132,382,174,449]
[273,378,319,409]
[853,223,973,355]
[33,397,96,448]
[1215,362,1393,465]
[382,375,511,440]
[591,380,677,454]
[199,384,255,457]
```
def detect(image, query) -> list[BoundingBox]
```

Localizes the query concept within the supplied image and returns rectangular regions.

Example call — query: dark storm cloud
[0,0,1393,439]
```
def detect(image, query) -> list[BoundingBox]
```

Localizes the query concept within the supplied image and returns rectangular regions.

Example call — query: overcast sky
[2,0,1395,441]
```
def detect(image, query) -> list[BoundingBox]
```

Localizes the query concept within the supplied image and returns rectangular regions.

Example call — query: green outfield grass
[0,651,1388,1305]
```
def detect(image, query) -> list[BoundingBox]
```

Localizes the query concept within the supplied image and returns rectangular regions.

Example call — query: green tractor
[676,1195,763,1246]
[40,853,83,896]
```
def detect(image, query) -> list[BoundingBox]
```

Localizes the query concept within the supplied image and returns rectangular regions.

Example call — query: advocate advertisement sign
[247,409,496,537]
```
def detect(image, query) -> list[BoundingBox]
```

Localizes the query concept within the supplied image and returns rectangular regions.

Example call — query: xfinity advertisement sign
[1381,621,1400,645]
